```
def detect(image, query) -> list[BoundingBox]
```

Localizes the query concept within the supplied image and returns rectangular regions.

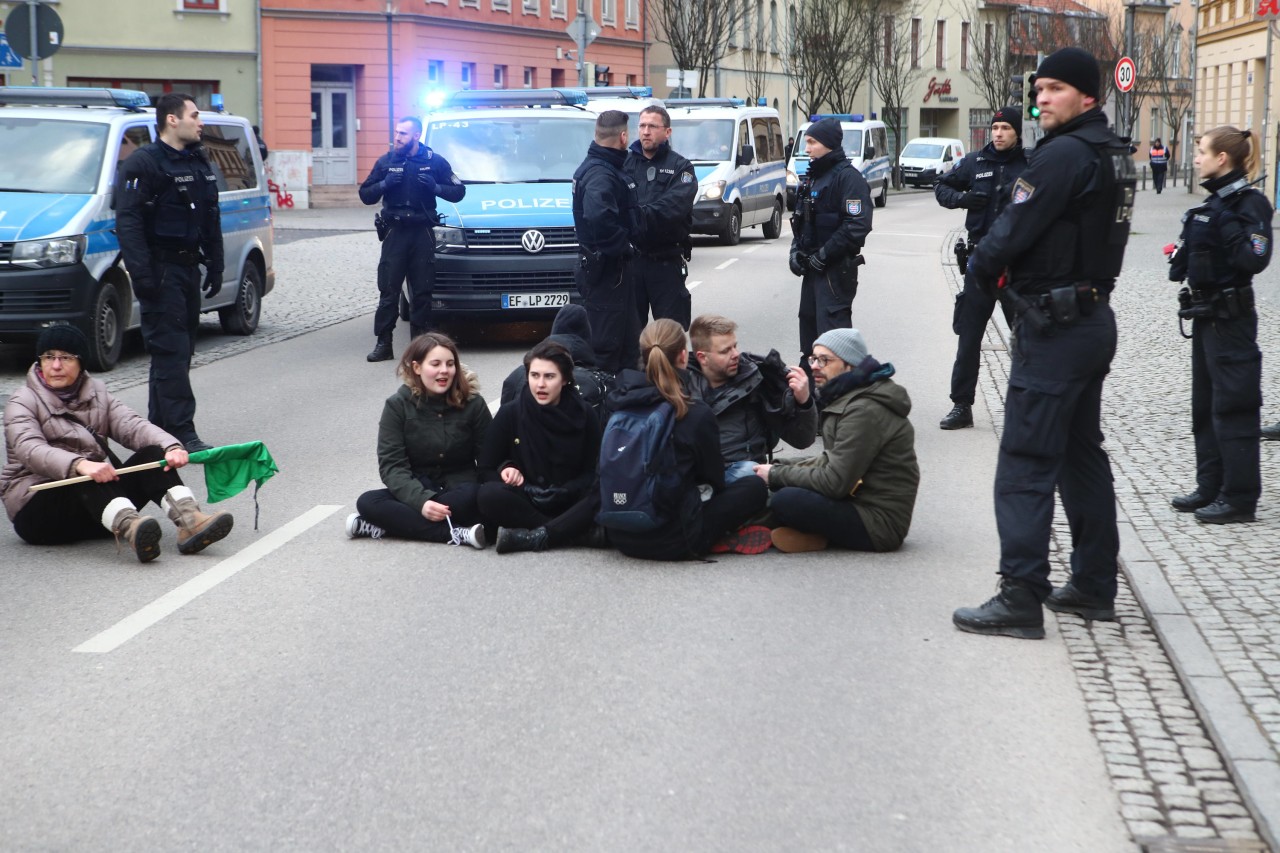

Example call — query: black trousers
[632,253,690,329]
[611,477,769,561]
[355,483,480,543]
[140,260,202,443]
[476,482,600,546]
[12,446,183,545]
[576,254,638,373]
[1152,166,1167,193]
[950,270,1014,406]
[1190,312,1261,510]
[995,304,1119,603]
[769,486,877,551]
[798,260,858,364]
[375,222,435,338]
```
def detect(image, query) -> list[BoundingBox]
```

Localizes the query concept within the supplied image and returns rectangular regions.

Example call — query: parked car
[899,137,966,188]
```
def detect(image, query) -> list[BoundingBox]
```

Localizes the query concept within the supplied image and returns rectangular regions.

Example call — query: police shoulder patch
[1251,234,1269,256]
[1012,178,1035,204]
[846,199,862,216]
[681,171,693,183]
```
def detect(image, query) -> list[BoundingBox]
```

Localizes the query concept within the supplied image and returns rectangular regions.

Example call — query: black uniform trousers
[1190,312,1261,510]
[995,304,1119,603]
[12,446,183,545]
[632,252,691,329]
[950,268,1014,406]
[476,482,600,546]
[355,483,481,543]
[141,259,203,443]
[375,221,435,338]
[798,259,858,361]
[1152,165,1167,193]
[576,254,638,373]
[610,476,768,561]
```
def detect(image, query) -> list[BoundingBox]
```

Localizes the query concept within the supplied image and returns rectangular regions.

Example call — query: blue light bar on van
[0,86,151,111]
[442,88,588,108]
[666,98,744,108]
[584,86,654,99]
[810,113,865,122]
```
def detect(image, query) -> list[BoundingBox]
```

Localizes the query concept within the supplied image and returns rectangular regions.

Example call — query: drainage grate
[1136,837,1270,853]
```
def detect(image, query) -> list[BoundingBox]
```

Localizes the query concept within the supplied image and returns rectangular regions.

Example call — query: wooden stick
[27,460,168,492]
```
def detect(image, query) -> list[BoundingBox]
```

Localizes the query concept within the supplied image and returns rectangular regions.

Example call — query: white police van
[785,114,891,211]
[581,85,662,141]
[0,87,274,371]
[422,88,598,321]
[666,99,787,245]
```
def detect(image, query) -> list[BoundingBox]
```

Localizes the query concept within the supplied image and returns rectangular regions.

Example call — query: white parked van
[899,137,966,188]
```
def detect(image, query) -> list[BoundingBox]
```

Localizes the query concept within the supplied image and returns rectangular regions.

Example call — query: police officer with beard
[788,118,873,377]
[116,92,224,452]
[623,105,697,329]
[934,107,1029,430]
[952,48,1136,640]
[359,116,466,362]
[573,110,641,373]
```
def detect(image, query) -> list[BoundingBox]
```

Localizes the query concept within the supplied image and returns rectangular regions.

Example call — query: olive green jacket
[376,384,492,512]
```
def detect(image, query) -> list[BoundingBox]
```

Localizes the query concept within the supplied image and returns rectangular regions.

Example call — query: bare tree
[740,18,772,104]
[1139,17,1192,174]
[966,9,1015,112]
[649,0,744,97]
[781,3,835,117]
[870,0,929,185]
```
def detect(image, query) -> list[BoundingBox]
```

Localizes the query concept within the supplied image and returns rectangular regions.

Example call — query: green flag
[187,441,279,503]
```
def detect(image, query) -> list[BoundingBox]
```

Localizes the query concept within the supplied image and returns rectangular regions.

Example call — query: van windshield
[792,128,864,160]
[426,116,596,183]
[901,143,944,159]
[670,119,735,162]
[0,118,109,194]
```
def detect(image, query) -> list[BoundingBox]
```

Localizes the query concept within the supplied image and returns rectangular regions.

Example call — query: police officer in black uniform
[934,107,1029,430]
[1167,126,1272,524]
[788,117,873,377]
[116,92,224,452]
[359,115,466,362]
[952,48,1136,639]
[623,105,698,329]
[572,110,641,373]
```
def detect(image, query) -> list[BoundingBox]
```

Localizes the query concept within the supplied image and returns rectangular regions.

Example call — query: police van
[666,99,787,245]
[0,86,274,371]
[581,85,662,141]
[422,88,598,321]
[785,114,891,211]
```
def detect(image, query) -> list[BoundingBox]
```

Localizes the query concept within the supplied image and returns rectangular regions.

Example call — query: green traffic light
[1029,105,1041,119]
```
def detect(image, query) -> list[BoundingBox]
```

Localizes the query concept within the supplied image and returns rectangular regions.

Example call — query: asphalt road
[0,195,1133,850]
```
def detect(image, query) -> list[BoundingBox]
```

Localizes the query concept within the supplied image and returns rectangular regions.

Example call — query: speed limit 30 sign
[1115,57,1136,93]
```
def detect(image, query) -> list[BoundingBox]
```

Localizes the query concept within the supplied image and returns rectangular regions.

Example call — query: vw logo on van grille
[521,230,547,253]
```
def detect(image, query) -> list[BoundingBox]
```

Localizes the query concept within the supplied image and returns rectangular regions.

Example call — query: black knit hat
[805,117,843,151]
[35,324,89,360]
[1036,47,1101,100]
[992,107,1022,140]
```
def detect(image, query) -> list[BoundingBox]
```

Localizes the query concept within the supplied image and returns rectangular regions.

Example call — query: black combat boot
[1046,582,1116,621]
[939,404,973,430]
[366,334,393,362]
[953,579,1045,639]
[1194,499,1255,525]
[1261,422,1280,441]
[496,526,549,554]
[1170,488,1214,512]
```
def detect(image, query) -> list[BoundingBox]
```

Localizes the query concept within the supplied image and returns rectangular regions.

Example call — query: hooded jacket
[768,374,919,551]
[500,304,601,406]
[686,350,817,464]
[2,365,182,520]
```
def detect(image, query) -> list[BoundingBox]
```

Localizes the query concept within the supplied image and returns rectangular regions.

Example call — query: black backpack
[595,401,680,532]
[575,367,616,423]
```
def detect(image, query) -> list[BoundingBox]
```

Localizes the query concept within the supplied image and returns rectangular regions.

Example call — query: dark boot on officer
[953,578,1045,640]
[1045,581,1116,621]
[939,404,973,430]
[366,334,393,362]
[1262,422,1280,441]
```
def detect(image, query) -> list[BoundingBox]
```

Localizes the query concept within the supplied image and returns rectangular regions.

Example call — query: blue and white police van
[422,88,598,321]
[785,114,892,211]
[0,86,274,371]
[666,99,787,245]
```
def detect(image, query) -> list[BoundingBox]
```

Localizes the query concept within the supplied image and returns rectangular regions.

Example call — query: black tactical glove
[961,191,989,210]
[202,269,223,299]
[788,251,808,277]
[416,171,438,194]
[807,249,828,273]
[383,168,405,189]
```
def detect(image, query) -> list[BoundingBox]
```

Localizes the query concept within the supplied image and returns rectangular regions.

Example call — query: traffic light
[1026,73,1041,121]
[1009,74,1024,106]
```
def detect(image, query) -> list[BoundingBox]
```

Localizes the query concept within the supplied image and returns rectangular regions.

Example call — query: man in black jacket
[572,110,641,373]
[953,48,1136,640]
[359,116,466,362]
[788,118,873,378]
[623,106,698,328]
[116,92,224,452]
[934,107,1029,430]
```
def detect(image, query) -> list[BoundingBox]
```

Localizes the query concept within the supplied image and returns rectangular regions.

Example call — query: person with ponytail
[1168,126,1272,524]
[604,319,770,559]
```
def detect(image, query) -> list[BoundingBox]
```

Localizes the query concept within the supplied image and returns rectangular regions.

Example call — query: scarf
[515,383,592,485]
[818,357,895,409]
[36,368,87,405]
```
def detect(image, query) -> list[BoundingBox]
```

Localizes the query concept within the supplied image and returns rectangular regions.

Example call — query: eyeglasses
[807,355,838,368]
[38,353,79,364]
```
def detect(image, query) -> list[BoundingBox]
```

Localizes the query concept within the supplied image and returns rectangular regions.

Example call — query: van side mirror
[737,144,755,167]
[864,145,875,159]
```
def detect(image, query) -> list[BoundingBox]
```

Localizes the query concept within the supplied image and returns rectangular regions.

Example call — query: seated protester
[1,325,233,563]
[605,319,770,560]
[755,328,919,553]
[478,340,603,553]
[347,332,491,548]
[687,313,817,481]
[500,304,612,419]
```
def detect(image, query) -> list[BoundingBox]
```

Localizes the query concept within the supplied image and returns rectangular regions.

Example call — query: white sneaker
[449,522,486,549]
[346,513,385,540]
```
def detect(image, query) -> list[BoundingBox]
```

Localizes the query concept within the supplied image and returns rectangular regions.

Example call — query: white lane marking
[73,504,343,654]
[743,245,761,254]
[876,231,943,239]
[688,280,702,290]
[715,258,739,270]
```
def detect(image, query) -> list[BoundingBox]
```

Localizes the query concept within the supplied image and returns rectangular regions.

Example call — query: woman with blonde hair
[603,319,769,559]
[347,332,491,547]
[1167,126,1272,524]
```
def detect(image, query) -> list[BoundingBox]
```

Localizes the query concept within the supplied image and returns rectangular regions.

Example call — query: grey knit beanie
[813,328,869,367]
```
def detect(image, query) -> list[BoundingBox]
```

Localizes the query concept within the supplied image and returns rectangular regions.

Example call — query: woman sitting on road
[347,332,491,548]
[1,325,233,563]
[477,340,602,553]
[755,328,919,553]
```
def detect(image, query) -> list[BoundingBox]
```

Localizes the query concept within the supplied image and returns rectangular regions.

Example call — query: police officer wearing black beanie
[953,47,1137,639]
[935,106,1029,430]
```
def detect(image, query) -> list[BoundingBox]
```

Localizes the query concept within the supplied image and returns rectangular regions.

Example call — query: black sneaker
[1194,499,1256,525]
[1046,582,1116,621]
[939,404,974,430]
[953,581,1045,639]
[1170,488,1214,512]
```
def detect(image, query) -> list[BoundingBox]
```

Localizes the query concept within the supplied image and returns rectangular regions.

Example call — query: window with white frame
[523,0,539,12]
[770,1,778,53]
[461,62,476,89]
[625,0,638,27]
[911,18,921,69]
[523,66,536,87]
[182,0,221,9]
[460,0,479,7]
[935,20,945,70]
[551,0,566,17]
[492,0,510,10]
[428,60,444,84]
[602,0,615,24]
[960,21,969,70]
[494,65,507,87]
